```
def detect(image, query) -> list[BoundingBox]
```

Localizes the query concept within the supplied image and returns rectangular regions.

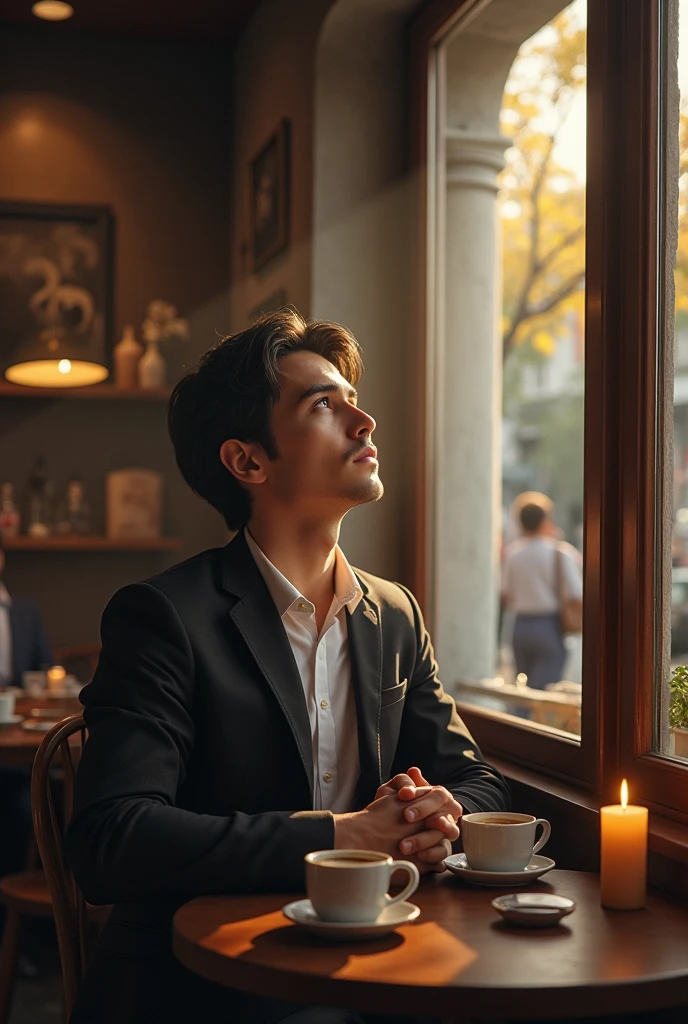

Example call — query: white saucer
[445,853,555,886]
[492,892,575,928]
[282,899,420,940]
[20,719,54,732]
[41,687,82,699]
[0,715,24,726]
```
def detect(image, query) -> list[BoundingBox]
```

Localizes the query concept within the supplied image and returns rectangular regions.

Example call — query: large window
[499,1,586,736]
[427,0,587,747]
[415,0,688,807]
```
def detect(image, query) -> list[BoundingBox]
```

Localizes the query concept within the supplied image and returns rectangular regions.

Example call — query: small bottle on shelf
[113,324,144,389]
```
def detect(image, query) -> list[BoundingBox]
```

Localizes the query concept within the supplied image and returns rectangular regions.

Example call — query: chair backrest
[31,714,89,1019]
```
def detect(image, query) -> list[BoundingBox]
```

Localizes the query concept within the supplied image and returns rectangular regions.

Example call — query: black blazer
[67,531,509,1022]
[8,595,52,686]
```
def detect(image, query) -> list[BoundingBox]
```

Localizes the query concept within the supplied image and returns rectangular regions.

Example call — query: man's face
[259,349,383,516]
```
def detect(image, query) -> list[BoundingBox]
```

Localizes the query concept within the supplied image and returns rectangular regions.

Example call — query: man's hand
[334,793,429,861]
[376,766,463,873]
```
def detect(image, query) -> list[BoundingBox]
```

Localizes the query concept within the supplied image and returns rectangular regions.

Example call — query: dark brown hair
[519,502,549,533]
[167,307,364,531]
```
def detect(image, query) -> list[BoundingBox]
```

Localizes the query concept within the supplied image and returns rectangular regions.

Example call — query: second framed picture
[250,120,290,272]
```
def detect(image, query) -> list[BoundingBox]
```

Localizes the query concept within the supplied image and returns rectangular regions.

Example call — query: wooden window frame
[407,0,688,815]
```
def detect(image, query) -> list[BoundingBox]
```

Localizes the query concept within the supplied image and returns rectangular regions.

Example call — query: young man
[68,309,509,1024]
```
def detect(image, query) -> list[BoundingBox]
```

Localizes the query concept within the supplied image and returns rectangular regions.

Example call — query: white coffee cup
[461,812,552,872]
[22,671,46,698]
[0,692,16,721]
[305,849,420,923]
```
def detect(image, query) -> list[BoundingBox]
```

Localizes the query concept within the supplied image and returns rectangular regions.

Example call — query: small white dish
[42,686,82,699]
[445,853,555,886]
[20,719,54,732]
[0,715,24,726]
[492,892,576,928]
[282,899,420,940]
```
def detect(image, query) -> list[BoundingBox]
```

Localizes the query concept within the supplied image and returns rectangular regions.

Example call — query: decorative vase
[138,339,166,389]
[113,325,143,389]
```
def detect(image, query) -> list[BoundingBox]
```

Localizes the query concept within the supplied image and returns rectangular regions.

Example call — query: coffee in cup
[461,812,551,872]
[305,849,420,923]
[0,692,16,722]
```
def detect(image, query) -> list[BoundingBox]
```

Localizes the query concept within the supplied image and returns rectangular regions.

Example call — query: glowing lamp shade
[31,2,74,21]
[4,328,108,388]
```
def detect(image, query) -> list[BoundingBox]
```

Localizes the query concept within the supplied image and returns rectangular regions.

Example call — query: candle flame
[621,779,628,809]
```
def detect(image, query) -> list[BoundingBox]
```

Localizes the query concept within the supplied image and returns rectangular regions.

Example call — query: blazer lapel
[221,533,314,797]
[347,592,383,805]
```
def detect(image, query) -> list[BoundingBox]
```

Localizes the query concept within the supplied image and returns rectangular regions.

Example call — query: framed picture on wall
[250,120,290,272]
[0,200,114,376]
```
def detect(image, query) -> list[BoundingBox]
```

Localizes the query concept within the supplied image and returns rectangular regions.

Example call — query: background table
[0,695,82,765]
[174,870,688,1021]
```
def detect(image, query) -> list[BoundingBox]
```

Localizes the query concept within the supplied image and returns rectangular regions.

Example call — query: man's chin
[347,475,384,506]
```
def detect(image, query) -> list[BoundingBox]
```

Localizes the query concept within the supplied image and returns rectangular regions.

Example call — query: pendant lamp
[4,325,109,388]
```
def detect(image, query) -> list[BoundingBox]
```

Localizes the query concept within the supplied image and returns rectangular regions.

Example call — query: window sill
[491,757,688,880]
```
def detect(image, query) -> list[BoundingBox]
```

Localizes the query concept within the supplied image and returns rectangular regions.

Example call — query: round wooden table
[173,870,688,1021]
[0,696,82,765]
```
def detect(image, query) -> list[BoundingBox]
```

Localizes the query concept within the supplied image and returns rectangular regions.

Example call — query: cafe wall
[0,25,232,649]
[229,0,334,327]
[231,0,420,583]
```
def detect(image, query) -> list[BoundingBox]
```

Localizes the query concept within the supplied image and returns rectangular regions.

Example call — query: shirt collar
[0,582,11,608]
[244,529,363,619]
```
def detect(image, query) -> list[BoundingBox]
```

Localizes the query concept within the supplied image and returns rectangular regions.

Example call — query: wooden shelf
[4,536,181,552]
[0,383,170,400]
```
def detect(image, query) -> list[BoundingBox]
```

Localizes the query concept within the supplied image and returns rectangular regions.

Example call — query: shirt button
[323,772,332,783]
[320,699,329,710]
[298,602,308,612]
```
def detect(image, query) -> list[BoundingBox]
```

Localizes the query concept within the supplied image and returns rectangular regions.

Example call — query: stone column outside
[435,129,508,685]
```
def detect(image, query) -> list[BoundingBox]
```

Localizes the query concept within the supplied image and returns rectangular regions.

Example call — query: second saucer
[445,853,555,886]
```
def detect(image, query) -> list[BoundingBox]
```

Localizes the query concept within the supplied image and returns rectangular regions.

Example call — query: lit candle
[600,779,648,910]
[46,665,66,691]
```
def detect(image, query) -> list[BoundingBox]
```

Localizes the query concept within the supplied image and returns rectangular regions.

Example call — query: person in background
[0,540,52,690]
[502,492,582,690]
[0,541,52,972]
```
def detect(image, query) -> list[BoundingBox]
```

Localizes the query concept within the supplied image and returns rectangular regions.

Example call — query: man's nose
[352,405,376,437]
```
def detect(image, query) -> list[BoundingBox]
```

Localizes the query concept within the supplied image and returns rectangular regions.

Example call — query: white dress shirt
[245,530,363,813]
[0,581,13,687]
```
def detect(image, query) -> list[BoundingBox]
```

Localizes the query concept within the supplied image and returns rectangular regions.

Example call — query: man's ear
[220,439,268,486]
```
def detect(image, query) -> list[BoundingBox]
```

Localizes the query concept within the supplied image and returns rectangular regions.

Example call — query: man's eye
[314,396,330,408]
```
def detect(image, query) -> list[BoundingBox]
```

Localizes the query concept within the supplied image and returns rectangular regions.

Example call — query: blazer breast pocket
[380,678,407,709]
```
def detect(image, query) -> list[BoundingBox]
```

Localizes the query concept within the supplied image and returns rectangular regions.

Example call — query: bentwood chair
[25,714,109,1021]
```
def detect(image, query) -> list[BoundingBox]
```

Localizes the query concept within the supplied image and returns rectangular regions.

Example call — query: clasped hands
[334,766,462,874]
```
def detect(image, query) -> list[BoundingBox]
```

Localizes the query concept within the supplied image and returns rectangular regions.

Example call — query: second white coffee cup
[305,849,420,923]
[0,693,16,722]
[461,812,551,872]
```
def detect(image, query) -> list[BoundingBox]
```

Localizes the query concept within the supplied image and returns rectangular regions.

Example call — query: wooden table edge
[172,900,688,1020]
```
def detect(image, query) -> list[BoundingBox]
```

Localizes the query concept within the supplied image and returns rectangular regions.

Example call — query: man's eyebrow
[295,382,358,405]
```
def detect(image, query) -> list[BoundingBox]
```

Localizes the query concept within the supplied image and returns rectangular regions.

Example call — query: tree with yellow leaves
[499,2,586,362]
